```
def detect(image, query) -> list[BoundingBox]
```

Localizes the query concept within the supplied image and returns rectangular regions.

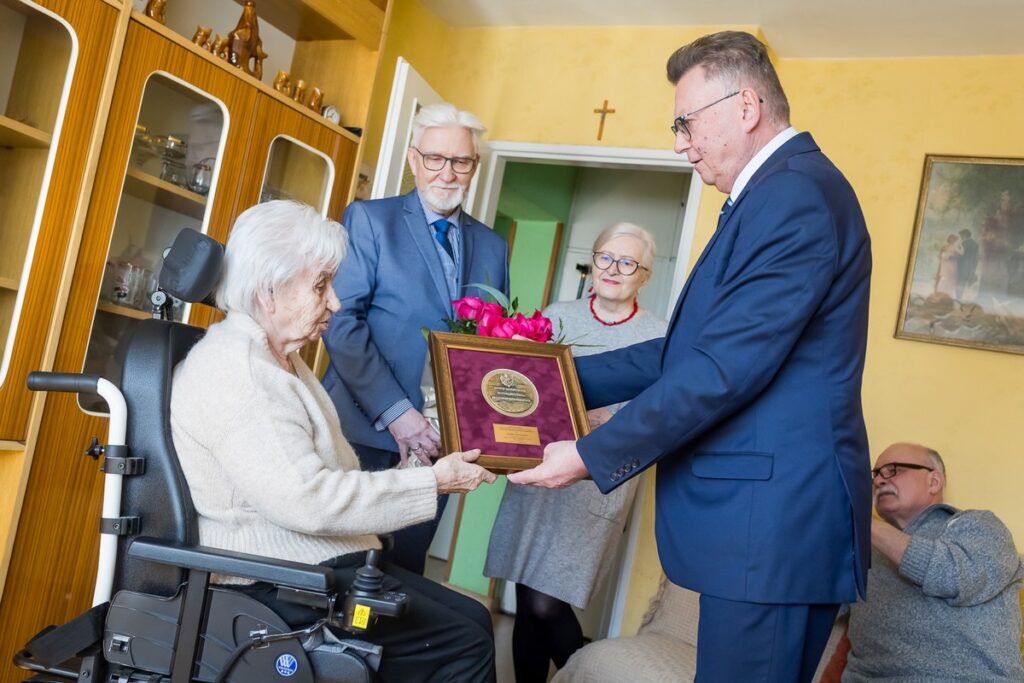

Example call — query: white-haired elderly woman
[171,200,497,683]
[485,222,667,680]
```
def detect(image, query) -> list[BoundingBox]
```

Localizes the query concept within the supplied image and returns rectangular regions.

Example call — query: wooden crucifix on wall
[593,99,615,141]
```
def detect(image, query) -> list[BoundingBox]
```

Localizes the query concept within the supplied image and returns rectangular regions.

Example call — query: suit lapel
[664,202,733,333]
[402,191,451,309]
[662,133,820,338]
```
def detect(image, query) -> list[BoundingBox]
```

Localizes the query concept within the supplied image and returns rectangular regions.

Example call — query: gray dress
[484,298,667,608]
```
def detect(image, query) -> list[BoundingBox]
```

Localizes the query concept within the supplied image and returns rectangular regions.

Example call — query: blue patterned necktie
[433,218,454,260]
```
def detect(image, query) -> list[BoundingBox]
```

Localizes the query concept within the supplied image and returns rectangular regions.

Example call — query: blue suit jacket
[322,190,509,451]
[576,133,872,605]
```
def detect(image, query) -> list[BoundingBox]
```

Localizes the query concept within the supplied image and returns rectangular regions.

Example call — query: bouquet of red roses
[444,284,554,342]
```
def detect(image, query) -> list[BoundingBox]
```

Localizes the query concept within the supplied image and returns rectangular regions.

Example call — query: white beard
[423,182,465,213]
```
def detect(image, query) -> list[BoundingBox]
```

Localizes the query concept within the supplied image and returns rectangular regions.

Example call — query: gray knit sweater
[170,313,438,583]
[843,504,1024,682]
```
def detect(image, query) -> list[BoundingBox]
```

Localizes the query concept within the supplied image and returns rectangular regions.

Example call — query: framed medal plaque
[427,331,590,472]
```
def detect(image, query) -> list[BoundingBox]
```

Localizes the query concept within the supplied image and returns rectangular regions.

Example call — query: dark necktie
[717,197,735,230]
[433,218,454,260]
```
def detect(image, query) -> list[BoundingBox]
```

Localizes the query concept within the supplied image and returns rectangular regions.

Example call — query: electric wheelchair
[15,228,407,683]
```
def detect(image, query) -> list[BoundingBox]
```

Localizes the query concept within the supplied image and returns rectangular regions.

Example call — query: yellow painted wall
[373,0,1024,636]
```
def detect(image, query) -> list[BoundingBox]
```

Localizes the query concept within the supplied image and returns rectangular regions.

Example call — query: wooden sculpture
[192,26,212,50]
[228,1,269,80]
[144,0,166,24]
[308,87,324,112]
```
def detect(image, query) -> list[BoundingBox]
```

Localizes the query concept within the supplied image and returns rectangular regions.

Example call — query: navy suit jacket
[322,190,509,451]
[576,133,872,605]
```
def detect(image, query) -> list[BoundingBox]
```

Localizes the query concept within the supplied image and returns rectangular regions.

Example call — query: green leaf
[421,326,431,342]
[466,282,510,311]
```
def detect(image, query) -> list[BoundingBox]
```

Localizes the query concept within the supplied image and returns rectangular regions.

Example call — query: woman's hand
[432,449,497,494]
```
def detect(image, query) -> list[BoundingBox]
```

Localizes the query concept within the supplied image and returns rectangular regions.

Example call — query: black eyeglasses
[870,462,935,480]
[592,251,648,276]
[411,147,477,174]
[670,91,743,140]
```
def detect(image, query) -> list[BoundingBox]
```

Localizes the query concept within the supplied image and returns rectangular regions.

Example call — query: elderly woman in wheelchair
[167,200,497,682]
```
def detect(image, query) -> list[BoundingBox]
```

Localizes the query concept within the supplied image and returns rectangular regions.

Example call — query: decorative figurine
[191,26,212,50]
[307,87,323,112]
[144,0,166,24]
[211,34,229,60]
[228,1,269,80]
[273,69,292,96]
[291,79,307,105]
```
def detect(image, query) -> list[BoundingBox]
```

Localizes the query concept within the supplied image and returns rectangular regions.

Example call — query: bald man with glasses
[841,442,1024,682]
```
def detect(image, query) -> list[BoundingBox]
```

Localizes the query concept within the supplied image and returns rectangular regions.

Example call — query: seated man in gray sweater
[843,442,1024,682]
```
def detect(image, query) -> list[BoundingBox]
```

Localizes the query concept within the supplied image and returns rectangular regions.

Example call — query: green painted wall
[446,478,507,595]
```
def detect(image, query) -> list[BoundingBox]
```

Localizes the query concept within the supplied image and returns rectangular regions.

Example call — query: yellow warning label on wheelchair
[353,604,371,629]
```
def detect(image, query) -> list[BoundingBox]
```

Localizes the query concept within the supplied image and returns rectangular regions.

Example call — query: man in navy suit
[512,32,872,682]
[323,103,509,574]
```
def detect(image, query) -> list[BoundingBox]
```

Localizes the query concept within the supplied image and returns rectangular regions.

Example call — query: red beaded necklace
[589,294,639,327]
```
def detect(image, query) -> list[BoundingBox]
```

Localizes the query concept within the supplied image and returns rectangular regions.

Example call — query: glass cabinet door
[79,73,225,413]
[260,135,333,211]
[0,0,73,388]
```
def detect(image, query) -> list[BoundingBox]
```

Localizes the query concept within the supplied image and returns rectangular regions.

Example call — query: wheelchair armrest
[127,537,335,593]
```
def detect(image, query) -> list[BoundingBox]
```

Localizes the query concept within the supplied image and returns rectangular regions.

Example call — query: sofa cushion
[553,633,697,683]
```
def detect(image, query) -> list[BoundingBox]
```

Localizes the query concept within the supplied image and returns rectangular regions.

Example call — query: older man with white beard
[322,103,509,575]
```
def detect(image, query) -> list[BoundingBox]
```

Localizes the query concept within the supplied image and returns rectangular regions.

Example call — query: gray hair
[217,200,347,317]
[410,103,487,154]
[923,447,946,475]
[593,222,657,269]
[666,31,790,128]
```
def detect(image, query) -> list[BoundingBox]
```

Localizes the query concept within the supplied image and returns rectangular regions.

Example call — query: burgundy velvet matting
[447,348,576,458]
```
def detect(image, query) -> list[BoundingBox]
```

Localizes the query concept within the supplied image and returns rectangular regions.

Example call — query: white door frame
[474,141,704,318]
[475,141,704,638]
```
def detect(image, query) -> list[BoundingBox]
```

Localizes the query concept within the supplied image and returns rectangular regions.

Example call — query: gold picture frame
[428,331,590,471]
[896,154,1024,355]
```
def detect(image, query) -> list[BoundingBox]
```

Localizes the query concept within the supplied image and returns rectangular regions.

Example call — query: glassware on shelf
[131,124,158,166]
[187,157,214,195]
[152,133,187,160]
[160,158,188,187]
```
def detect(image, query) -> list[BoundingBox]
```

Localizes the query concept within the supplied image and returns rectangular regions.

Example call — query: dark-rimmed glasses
[670,91,741,140]
[870,462,934,480]
[592,251,648,276]
[411,147,477,174]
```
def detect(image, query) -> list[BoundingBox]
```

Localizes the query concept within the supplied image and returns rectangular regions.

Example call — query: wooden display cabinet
[0,2,372,675]
[0,0,117,442]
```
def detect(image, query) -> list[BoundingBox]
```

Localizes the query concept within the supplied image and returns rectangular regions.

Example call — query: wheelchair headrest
[159,228,224,306]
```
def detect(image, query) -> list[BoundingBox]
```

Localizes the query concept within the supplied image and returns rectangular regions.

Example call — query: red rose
[452,296,485,321]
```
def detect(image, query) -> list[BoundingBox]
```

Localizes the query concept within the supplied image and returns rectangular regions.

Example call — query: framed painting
[896,155,1024,354]
[428,331,590,472]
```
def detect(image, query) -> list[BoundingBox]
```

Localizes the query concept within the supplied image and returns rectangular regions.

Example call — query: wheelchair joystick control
[340,548,409,633]
[351,549,385,594]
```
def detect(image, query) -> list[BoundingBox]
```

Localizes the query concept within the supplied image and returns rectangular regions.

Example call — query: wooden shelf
[230,0,383,47]
[123,167,207,219]
[0,276,18,292]
[97,300,151,320]
[132,12,360,144]
[0,114,51,149]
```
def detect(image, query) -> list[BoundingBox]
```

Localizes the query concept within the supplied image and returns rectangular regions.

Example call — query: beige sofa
[552,576,846,683]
